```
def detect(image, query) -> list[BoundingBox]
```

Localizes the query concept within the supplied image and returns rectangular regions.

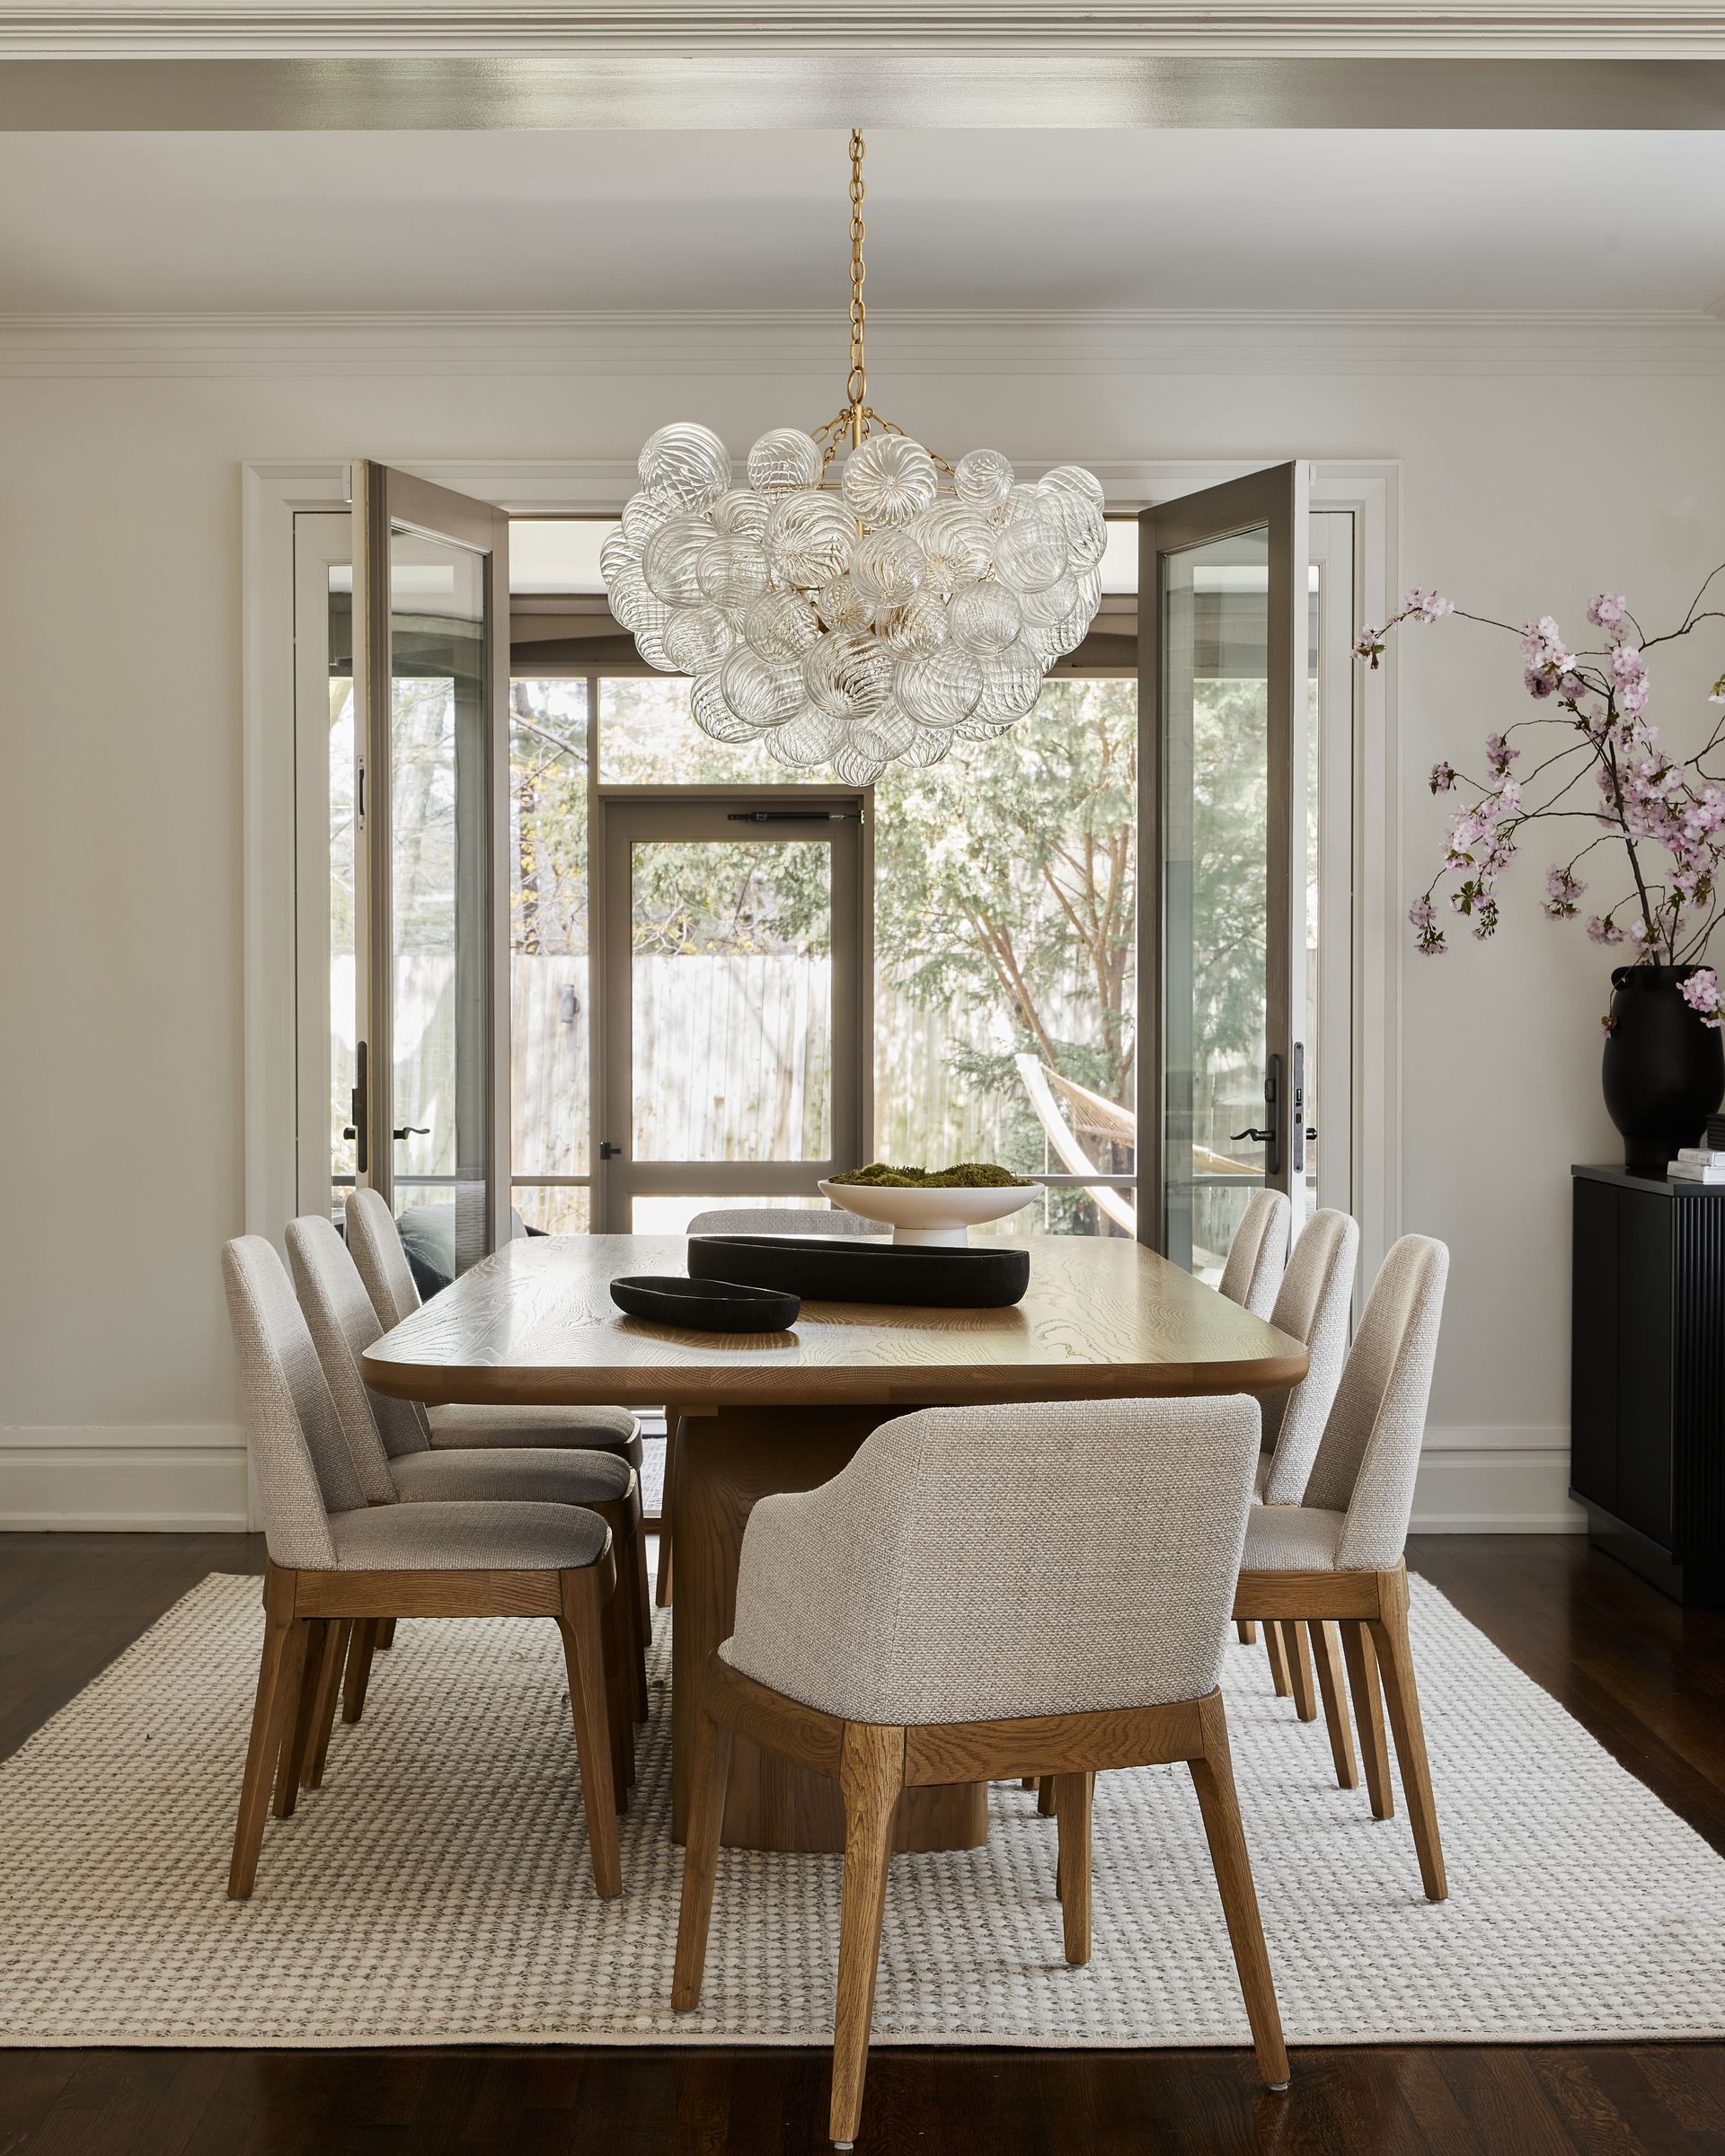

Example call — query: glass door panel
[1140,465,1308,1276]
[597,796,864,1232]
[356,464,509,1279]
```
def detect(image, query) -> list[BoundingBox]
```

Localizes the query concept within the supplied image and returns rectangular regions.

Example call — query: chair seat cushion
[390,1447,632,1507]
[427,1401,642,1470]
[1241,1504,1346,1572]
[328,1498,608,1572]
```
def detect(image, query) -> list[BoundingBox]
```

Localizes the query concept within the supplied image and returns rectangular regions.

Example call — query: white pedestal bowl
[817,1180,1037,1248]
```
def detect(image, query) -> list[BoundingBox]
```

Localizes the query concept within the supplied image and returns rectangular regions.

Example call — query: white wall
[2,313,1721,1528]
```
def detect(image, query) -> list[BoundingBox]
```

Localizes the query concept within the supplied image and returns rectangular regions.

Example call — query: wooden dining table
[362,1231,1307,1857]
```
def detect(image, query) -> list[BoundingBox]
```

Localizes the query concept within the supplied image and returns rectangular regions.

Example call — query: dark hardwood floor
[0,1532,1721,2156]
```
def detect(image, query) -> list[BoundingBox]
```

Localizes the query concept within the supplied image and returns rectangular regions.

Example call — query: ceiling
[2,128,1723,316]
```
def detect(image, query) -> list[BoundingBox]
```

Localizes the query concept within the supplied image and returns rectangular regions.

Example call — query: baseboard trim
[0,1427,250,1533]
[1412,1430,1586,1533]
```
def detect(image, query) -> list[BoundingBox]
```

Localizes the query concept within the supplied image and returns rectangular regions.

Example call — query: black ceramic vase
[1601,964,1725,1174]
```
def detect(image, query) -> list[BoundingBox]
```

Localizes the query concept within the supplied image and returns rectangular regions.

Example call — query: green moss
[829,1161,1033,1189]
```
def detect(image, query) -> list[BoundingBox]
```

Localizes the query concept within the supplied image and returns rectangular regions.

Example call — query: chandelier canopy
[600,132,1106,782]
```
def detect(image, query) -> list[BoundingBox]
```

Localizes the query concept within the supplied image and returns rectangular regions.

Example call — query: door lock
[598,1140,624,1160]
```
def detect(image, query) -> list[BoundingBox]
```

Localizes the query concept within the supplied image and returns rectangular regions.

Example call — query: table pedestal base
[668,1403,989,1854]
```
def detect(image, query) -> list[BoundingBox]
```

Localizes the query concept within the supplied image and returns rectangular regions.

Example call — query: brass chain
[846,129,867,444]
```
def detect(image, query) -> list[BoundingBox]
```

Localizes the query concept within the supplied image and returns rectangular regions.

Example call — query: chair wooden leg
[1020,1776,1037,1791]
[1236,1620,1258,1646]
[1310,1621,1358,1790]
[304,1619,350,1788]
[557,1570,623,1898]
[1264,1620,1293,1699]
[1188,1694,1290,2091]
[341,1617,380,1726]
[829,1722,904,2152]
[655,1409,677,1608]
[591,1506,636,1806]
[1037,1773,1056,1816]
[1287,1617,1318,1724]
[273,1617,330,1816]
[1053,1772,1094,1966]
[1367,1569,1447,1903]
[229,1588,309,1899]
[376,1618,397,1650]
[625,1491,651,1722]
[671,1706,736,2012]
[1340,1620,1393,1821]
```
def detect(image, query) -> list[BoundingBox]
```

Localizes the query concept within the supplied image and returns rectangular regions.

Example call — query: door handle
[598,1140,624,1161]
[393,1125,429,1140]
[1231,1127,1274,1145]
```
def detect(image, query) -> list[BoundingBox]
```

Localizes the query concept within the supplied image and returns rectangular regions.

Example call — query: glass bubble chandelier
[599,131,1106,783]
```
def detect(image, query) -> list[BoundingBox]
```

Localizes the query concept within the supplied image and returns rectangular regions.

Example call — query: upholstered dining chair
[1236,1209,1359,1723]
[222,1235,622,1902]
[672,1395,1289,2148]
[1216,1188,1293,1320]
[1233,1233,1451,1898]
[288,1214,649,1787]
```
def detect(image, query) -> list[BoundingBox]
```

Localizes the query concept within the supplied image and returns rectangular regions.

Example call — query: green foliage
[828,1161,1031,1188]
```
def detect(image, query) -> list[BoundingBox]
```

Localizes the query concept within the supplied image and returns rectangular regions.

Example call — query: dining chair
[1216,1188,1293,1320]
[346,1188,650,1651]
[1236,1209,1359,1706]
[672,1394,1288,2147]
[288,1215,649,1789]
[222,1235,622,1902]
[1233,1233,1451,1898]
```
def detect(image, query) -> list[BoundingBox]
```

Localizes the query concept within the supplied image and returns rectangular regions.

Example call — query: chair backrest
[1302,1233,1449,1570]
[1259,1208,1360,1505]
[1216,1188,1292,1319]
[728,1393,1261,1726]
[685,1206,878,1238]
[287,1214,428,1505]
[346,1187,422,1330]
[222,1236,365,1568]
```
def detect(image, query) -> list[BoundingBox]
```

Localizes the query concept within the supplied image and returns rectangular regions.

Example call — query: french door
[593,791,870,1233]
[351,464,511,1274]
[1139,464,1311,1273]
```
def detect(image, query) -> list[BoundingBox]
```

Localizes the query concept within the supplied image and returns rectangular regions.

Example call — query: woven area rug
[0,1572,1721,2049]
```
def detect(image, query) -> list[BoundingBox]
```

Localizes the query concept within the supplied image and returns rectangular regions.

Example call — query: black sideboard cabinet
[1571,1164,1725,1604]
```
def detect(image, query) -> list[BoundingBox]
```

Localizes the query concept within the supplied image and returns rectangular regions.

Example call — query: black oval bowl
[609,1273,800,1333]
[688,1235,1030,1309]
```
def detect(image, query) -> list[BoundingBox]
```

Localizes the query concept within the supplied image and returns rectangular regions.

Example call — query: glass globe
[721,647,806,727]
[641,514,714,605]
[634,607,677,673]
[766,490,855,588]
[841,434,939,526]
[598,527,638,588]
[691,673,768,744]
[1038,464,1108,569]
[832,743,888,786]
[621,489,679,552]
[767,710,847,768]
[695,537,771,615]
[605,561,651,634]
[848,528,925,610]
[975,650,1045,722]
[993,513,1068,595]
[896,728,953,768]
[803,631,893,720]
[947,582,1022,654]
[662,605,736,676]
[815,577,874,634]
[895,647,984,728]
[913,502,995,596]
[1018,570,1080,627]
[849,703,916,763]
[638,421,730,509]
[878,589,950,654]
[953,447,1015,513]
[710,488,773,543]
[952,712,1018,742]
[748,428,824,492]
[995,482,1049,528]
[743,588,822,661]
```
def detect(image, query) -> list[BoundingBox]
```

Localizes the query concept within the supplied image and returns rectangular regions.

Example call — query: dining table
[362,1230,1308,1857]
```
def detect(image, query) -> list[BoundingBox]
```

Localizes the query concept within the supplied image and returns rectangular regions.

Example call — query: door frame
[590,784,872,1233]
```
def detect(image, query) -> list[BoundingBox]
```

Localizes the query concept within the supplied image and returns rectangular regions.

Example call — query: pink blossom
[1586,915,1626,945]
[1600,1014,1618,1039]
[1429,760,1456,793]
[1710,673,1725,706]
[1355,627,1384,669]
[1485,734,1519,776]
[1408,896,1447,955]
[1609,642,1646,687]
[1544,865,1586,918]
[1588,593,1628,632]
[1403,588,1454,624]
[1679,968,1722,1029]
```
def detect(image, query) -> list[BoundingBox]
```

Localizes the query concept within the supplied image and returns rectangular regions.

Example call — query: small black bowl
[609,1274,800,1333]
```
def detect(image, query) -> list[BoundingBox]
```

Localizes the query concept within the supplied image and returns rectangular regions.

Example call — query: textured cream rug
[0,1572,1721,2049]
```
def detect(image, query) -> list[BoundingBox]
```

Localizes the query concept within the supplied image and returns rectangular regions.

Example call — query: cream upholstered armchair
[222,1236,623,1903]
[673,1395,1288,2148]
[288,1215,650,1785]
[1217,1188,1293,1319]
[1234,1233,1450,1897]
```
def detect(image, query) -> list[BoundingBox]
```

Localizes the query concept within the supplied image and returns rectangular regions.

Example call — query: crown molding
[2,309,1721,381]
[5,7,1725,61]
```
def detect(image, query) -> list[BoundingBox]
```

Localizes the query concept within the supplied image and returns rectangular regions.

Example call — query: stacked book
[1668,1146,1725,1185]
[1708,1112,1725,1150]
